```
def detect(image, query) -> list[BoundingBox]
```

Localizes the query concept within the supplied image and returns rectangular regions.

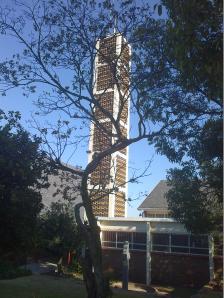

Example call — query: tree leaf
[158,4,162,16]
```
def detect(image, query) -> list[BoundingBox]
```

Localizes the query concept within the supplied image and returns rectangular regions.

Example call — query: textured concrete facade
[88,34,130,217]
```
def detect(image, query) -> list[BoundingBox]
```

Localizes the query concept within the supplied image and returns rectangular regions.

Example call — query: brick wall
[102,249,211,287]
[151,252,209,287]
[102,248,146,283]
[214,255,223,279]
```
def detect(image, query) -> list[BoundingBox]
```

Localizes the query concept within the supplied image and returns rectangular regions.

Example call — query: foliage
[134,0,223,233]
[163,0,222,102]
[151,0,223,163]
[166,164,222,234]
[0,110,50,260]
[38,202,80,258]
[0,261,32,280]
[134,0,222,163]
[67,257,83,274]
[166,117,222,234]
[162,1,223,234]
[190,119,223,200]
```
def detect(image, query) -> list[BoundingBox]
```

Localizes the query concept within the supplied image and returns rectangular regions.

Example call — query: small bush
[67,257,83,274]
[0,261,32,279]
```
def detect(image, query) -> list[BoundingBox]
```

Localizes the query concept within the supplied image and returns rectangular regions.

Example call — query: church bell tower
[88,33,131,218]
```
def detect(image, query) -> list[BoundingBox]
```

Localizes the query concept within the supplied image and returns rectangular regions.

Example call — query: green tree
[162,0,222,103]
[134,0,222,233]
[39,202,79,258]
[166,118,222,234]
[135,0,222,162]
[0,110,49,261]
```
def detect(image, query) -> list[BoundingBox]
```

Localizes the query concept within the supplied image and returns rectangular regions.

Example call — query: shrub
[0,261,32,279]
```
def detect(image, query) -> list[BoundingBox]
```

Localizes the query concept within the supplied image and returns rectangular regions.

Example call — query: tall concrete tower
[88,33,131,218]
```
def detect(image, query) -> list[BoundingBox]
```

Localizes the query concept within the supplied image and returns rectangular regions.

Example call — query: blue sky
[0,1,174,217]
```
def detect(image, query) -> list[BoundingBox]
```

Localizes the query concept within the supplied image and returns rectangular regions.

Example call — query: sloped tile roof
[138,180,170,210]
[40,164,82,217]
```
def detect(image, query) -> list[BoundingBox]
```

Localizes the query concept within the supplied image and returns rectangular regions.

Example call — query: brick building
[97,181,217,287]
[88,33,131,217]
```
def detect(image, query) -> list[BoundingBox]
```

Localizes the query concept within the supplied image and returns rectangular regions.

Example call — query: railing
[152,233,209,256]
[101,231,209,256]
[102,231,146,251]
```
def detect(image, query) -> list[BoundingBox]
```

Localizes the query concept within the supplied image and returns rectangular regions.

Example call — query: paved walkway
[22,261,57,275]
[112,281,170,296]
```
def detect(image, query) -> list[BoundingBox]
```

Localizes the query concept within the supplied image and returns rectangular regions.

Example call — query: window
[152,233,169,252]
[102,231,146,251]
[102,231,209,255]
[151,233,209,256]
[102,230,116,248]
[145,212,171,218]
[132,232,146,250]
[190,235,209,255]
[171,234,189,253]
[116,232,131,248]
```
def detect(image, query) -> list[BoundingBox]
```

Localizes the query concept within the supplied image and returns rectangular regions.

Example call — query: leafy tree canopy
[134,0,222,234]
[38,202,79,257]
[163,0,222,103]
[166,117,222,234]
[135,0,222,163]
[0,110,50,260]
[150,0,223,234]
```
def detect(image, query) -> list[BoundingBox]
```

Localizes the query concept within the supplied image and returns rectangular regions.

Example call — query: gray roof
[138,180,170,210]
[40,165,82,213]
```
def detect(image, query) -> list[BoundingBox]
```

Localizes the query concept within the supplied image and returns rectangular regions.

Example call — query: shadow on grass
[2,274,220,298]
[169,287,198,298]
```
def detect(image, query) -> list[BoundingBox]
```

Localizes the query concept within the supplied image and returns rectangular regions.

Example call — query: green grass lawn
[0,275,222,298]
[0,275,150,298]
[0,275,84,298]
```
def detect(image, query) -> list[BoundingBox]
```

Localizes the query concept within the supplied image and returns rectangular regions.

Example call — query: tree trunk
[87,228,106,298]
[79,250,97,298]
[75,177,109,298]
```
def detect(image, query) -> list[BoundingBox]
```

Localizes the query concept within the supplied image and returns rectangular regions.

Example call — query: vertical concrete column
[146,222,151,286]
[208,235,215,281]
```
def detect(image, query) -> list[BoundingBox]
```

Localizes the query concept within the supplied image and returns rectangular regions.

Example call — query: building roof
[97,216,176,223]
[138,180,170,210]
[40,164,82,210]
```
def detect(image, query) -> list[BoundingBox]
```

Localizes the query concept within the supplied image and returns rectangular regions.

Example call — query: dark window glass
[171,234,189,247]
[132,243,146,250]
[152,233,169,245]
[117,232,131,243]
[152,245,169,252]
[133,232,146,244]
[190,235,208,248]
[116,242,124,248]
[102,241,116,248]
[171,247,189,253]
[190,248,209,255]
[102,231,116,242]
[117,242,131,249]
